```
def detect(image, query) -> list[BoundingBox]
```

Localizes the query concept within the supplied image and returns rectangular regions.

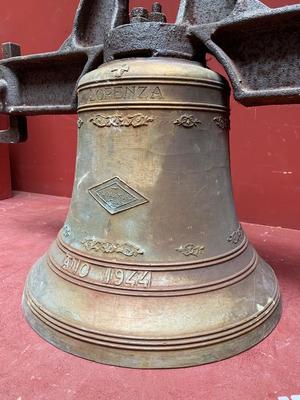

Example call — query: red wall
[0,144,11,199]
[1,0,300,229]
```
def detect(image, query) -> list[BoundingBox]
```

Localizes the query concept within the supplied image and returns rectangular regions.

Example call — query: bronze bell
[22,63,280,369]
[17,0,300,368]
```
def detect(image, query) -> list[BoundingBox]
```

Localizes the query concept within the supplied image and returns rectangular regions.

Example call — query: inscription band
[48,248,257,297]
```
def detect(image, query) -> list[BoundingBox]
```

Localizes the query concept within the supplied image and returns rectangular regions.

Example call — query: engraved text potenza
[60,253,152,289]
[88,85,163,102]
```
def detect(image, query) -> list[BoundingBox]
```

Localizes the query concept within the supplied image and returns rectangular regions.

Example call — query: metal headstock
[0,0,299,142]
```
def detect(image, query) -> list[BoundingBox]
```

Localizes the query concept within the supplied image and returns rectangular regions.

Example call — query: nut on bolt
[152,2,162,12]
[150,2,167,22]
[130,3,167,24]
[130,7,149,23]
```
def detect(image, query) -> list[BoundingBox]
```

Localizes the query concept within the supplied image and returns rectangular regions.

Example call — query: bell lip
[22,249,282,369]
[22,293,282,369]
[24,282,280,346]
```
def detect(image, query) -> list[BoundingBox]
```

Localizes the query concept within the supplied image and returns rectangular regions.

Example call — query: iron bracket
[0,115,27,144]
[0,43,27,143]
[0,0,299,143]
[189,1,300,106]
[0,0,129,116]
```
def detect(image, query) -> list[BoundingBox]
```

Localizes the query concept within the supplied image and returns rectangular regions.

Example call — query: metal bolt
[130,7,149,23]
[149,2,167,23]
[152,2,162,13]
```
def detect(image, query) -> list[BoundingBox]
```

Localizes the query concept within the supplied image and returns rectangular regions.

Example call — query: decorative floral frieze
[174,115,202,129]
[82,238,144,257]
[176,244,205,257]
[227,225,244,245]
[214,116,230,130]
[89,113,154,128]
[62,225,71,238]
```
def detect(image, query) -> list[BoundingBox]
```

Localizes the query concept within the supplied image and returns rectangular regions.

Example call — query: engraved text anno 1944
[59,253,152,289]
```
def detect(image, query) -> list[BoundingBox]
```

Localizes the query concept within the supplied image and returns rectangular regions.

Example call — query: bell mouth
[22,247,281,369]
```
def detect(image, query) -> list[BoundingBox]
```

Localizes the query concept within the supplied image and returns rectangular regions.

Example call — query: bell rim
[22,292,282,369]
[24,283,280,350]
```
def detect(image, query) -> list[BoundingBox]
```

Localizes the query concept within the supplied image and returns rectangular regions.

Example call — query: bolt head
[130,7,149,23]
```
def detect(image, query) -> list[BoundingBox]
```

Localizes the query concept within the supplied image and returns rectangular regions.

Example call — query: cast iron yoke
[0,0,299,143]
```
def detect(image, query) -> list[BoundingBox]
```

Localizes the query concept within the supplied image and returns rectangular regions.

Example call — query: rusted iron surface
[23,57,281,368]
[104,23,203,62]
[104,5,197,61]
[190,1,300,106]
[0,116,27,144]
[0,0,129,116]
